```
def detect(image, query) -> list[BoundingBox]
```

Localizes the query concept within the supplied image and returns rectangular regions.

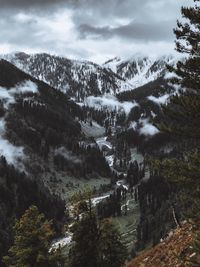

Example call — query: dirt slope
[126,223,196,267]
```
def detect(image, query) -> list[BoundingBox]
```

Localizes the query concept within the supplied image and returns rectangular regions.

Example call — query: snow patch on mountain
[103,57,122,73]
[104,55,176,89]
[51,235,72,251]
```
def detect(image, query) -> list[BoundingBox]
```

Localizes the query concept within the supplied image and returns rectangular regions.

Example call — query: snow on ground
[91,194,111,206]
[83,94,138,115]
[126,58,162,88]
[116,180,129,191]
[96,136,112,150]
[50,234,72,251]
[103,57,122,73]
[104,55,176,90]
[105,155,114,167]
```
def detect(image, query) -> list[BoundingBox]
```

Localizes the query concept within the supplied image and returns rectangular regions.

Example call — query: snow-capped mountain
[1,52,177,102]
[0,58,111,181]
[103,55,175,89]
[1,52,131,101]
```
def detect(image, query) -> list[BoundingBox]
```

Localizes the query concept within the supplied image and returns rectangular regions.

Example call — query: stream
[51,130,145,252]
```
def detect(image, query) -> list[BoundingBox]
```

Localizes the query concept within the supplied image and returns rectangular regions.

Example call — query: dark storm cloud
[0,0,64,8]
[69,0,191,42]
[0,0,190,13]
[0,0,131,8]
[78,20,175,41]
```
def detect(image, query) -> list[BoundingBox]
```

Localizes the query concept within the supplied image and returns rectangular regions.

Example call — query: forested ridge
[126,0,200,265]
[0,60,111,266]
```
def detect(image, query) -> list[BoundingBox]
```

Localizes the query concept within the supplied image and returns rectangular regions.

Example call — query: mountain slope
[0,53,179,145]
[0,58,114,264]
[126,223,195,267]
[0,60,110,190]
[0,59,69,266]
[104,55,175,89]
[1,52,131,100]
[2,53,176,102]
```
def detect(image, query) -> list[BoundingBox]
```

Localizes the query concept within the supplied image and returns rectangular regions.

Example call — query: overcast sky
[0,0,192,63]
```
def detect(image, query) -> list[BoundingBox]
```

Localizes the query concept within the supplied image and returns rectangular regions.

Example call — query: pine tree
[3,205,64,267]
[156,1,200,265]
[69,211,128,267]
[160,0,200,139]
[69,212,99,267]
[99,219,128,267]
[158,0,200,217]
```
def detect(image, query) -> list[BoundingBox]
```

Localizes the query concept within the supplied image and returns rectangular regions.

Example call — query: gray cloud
[78,20,175,41]
[0,0,65,8]
[0,0,194,63]
[70,0,192,43]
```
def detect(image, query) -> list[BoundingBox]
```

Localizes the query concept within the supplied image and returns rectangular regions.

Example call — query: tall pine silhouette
[158,0,200,217]
[157,1,200,265]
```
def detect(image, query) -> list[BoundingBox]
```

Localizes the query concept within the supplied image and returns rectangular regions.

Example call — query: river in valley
[51,124,146,254]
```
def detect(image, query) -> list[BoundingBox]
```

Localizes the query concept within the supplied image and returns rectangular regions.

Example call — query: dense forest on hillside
[126,0,200,265]
[0,61,111,266]
[0,157,66,266]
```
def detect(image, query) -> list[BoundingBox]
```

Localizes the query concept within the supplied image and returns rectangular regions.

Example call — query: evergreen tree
[156,1,200,265]
[69,211,127,267]
[69,213,99,267]
[3,206,64,267]
[157,0,200,218]
[160,0,200,139]
[99,219,128,267]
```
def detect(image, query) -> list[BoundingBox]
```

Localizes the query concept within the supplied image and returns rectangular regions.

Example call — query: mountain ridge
[1,52,131,100]
[1,52,177,102]
[103,54,176,89]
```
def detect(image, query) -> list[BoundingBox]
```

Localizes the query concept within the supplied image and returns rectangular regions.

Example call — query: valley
[0,52,182,265]
[49,101,148,257]
[1,1,199,267]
